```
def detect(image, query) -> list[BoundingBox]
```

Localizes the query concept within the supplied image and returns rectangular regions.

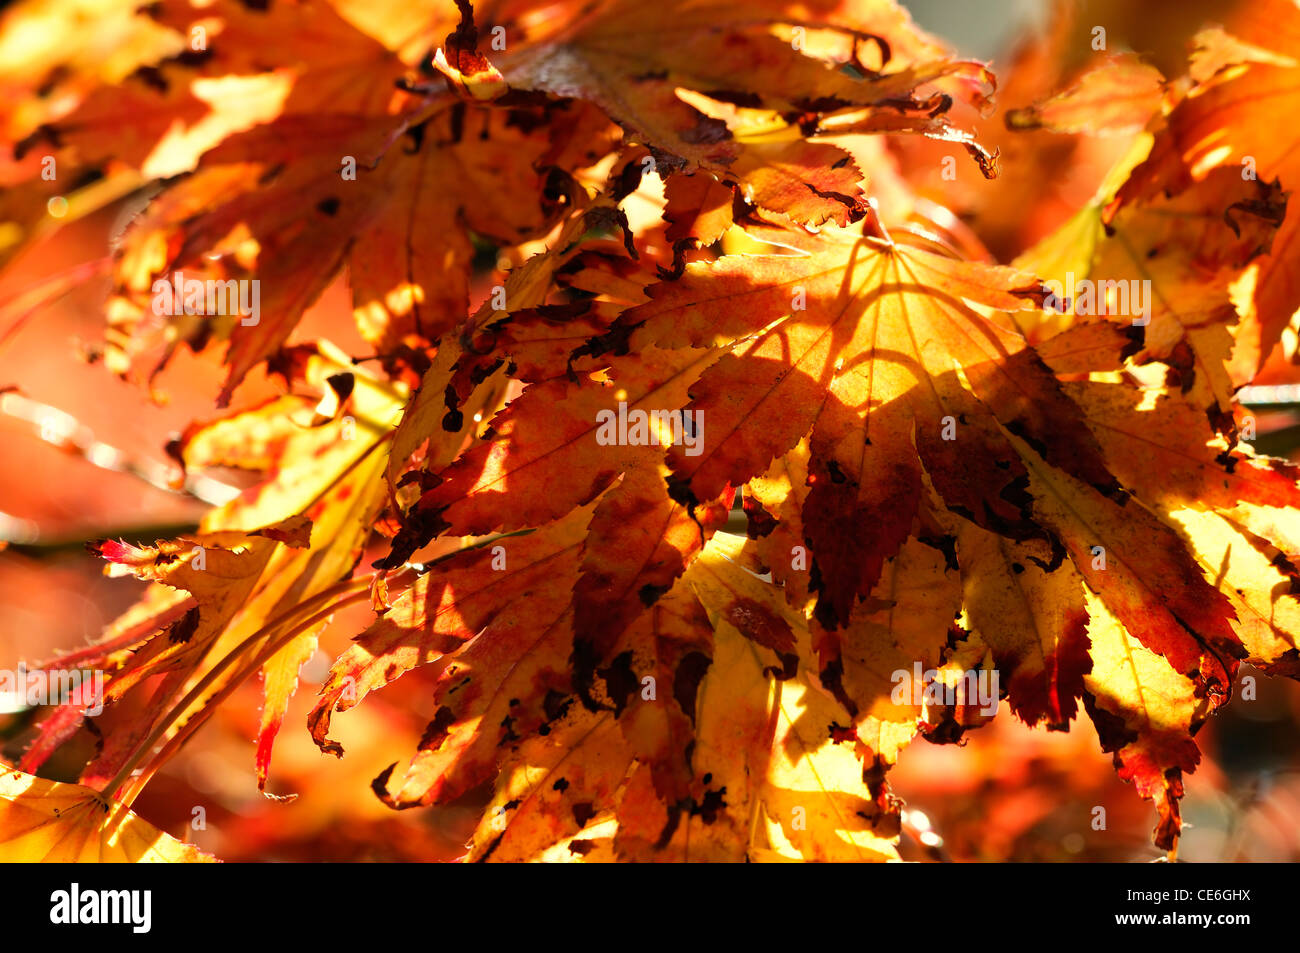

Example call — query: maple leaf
[1022,159,1285,429]
[1041,371,1300,678]
[671,533,901,861]
[0,768,214,862]
[309,504,593,762]
[16,584,193,776]
[1108,0,1300,379]
[362,194,1290,850]
[0,0,426,274]
[1081,592,1205,852]
[1004,53,1165,137]
[598,224,1111,616]
[561,217,1274,844]
[951,520,1090,730]
[13,347,416,807]
[446,533,900,862]
[9,0,1300,866]
[108,101,585,401]
[435,0,997,226]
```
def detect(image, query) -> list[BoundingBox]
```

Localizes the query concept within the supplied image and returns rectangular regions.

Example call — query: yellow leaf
[0,768,215,863]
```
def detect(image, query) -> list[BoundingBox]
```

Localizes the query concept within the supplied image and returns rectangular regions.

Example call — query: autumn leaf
[8,0,1300,865]
[598,224,1107,624]
[1109,0,1300,379]
[1004,53,1165,136]
[15,347,410,804]
[457,532,901,862]
[310,513,585,765]
[438,0,997,225]
[951,520,1091,730]
[1034,164,1285,427]
[680,533,900,861]
[0,768,214,862]
[108,102,582,400]
[1081,592,1205,852]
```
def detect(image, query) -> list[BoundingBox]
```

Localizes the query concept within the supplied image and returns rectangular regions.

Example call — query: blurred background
[1,0,1298,861]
